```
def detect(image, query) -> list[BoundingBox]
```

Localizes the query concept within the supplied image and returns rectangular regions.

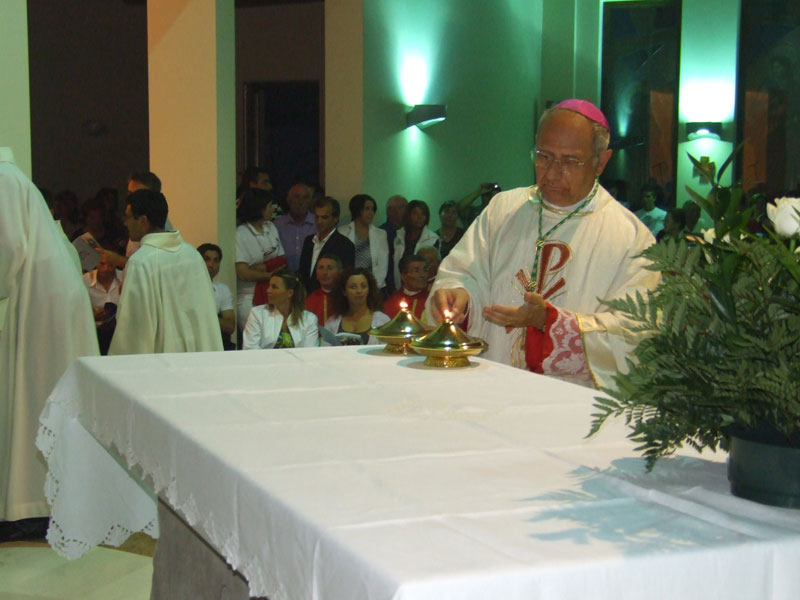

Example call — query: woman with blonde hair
[243,270,318,349]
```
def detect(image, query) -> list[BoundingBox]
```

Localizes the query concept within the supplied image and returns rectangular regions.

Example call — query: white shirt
[82,269,123,312]
[635,207,667,235]
[212,280,234,314]
[242,306,319,349]
[235,221,285,302]
[309,228,336,278]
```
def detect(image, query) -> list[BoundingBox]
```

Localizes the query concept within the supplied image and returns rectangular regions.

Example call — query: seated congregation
[57,167,453,355]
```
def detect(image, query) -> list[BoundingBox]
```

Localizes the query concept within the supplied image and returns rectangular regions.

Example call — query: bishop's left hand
[483,292,547,332]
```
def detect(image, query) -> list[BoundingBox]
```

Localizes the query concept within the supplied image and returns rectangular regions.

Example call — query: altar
[38,346,800,599]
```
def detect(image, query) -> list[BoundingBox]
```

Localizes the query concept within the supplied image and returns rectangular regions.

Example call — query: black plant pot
[728,435,800,508]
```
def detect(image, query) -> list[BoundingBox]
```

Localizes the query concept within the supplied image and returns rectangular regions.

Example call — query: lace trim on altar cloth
[542,306,595,388]
[35,395,284,600]
[35,419,159,559]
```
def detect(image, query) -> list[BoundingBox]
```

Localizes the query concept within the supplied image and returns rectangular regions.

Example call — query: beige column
[0,0,32,177]
[147,0,236,293]
[324,0,364,200]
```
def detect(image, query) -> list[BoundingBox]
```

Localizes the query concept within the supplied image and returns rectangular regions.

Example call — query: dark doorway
[601,1,681,211]
[243,81,321,207]
[737,0,800,197]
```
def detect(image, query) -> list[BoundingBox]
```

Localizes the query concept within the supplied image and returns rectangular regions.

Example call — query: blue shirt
[274,212,316,272]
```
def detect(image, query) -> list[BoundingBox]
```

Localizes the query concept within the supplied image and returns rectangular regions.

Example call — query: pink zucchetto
[552,99,610,131]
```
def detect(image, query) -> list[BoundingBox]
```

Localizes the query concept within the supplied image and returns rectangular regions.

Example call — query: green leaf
[715,142,744,185]
[685,185,714,218]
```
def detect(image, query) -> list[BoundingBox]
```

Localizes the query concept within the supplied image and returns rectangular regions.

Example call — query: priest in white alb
[0,148,99,523]
[428,100,658,389]
[109,189,223,355]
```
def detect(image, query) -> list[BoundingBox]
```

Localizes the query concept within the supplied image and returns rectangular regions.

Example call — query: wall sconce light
[686,122,722,141]
[406,104,446,129]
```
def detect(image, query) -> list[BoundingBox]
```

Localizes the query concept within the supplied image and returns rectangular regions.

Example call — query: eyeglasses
[532,149,586,174]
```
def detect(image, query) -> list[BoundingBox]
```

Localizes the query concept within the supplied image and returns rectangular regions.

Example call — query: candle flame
[400,300,408,310]
[443,309,452,320]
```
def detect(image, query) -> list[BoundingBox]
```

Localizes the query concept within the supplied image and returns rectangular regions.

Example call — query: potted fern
[590,150,800,508]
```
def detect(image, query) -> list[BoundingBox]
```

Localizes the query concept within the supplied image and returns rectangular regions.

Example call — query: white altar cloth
[38,347,800,599]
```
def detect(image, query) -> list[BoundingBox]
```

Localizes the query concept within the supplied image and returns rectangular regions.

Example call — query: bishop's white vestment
[109,231,223,355]
[0,149,99,520]
[428,184,658,389]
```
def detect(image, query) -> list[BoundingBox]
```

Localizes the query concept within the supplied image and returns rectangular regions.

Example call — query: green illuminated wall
[676,0,740,225]
[0,0,32,177]
[361,0,543,228]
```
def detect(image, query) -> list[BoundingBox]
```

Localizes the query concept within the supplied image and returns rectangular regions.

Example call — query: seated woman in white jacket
[338,194,389,289]
[243,270,318,349]
[323,268,390,345]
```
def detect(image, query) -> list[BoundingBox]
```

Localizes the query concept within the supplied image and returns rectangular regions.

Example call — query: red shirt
[383,288,429,319]
[305,288,335,325]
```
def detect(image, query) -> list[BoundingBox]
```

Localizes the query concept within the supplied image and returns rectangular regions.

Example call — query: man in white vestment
[0,148,99,523]
[428,100,658,389]
[108,189,223,355]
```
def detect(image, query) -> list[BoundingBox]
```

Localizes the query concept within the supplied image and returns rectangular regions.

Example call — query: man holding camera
[456,182,501,227]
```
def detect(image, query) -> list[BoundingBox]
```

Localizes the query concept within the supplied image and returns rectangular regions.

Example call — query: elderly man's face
[417,249,440,281]
[401,260,428,292]
[387,198,407,226]
[535,110,611,207]
[287,185,312,219]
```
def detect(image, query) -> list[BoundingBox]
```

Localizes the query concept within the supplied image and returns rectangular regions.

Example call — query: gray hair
[416,245,441,262]
[537,108,610,164]
[386,194,407,208]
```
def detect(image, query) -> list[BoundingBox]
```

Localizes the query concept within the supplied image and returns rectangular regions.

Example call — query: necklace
[528,181,598,292]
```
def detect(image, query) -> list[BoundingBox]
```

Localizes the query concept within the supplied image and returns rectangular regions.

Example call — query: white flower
[766,197,800,238]
[701,228,730,244]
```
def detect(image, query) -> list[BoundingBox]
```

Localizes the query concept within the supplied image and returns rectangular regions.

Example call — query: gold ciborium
[410,314,488,368]
[370,302,429,354]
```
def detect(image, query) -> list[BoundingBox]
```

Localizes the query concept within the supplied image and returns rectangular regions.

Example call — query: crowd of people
[22,100,759,367]
[24,123,712,363]
[233,185,451,349]
[32,165,494,356]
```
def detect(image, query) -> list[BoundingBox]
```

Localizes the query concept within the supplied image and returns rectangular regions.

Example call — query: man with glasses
[429,99,657,389]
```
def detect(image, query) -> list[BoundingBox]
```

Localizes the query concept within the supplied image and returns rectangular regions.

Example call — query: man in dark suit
[298,196,355,292]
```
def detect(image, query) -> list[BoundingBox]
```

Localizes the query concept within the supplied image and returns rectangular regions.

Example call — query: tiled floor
[0,536,155,600]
